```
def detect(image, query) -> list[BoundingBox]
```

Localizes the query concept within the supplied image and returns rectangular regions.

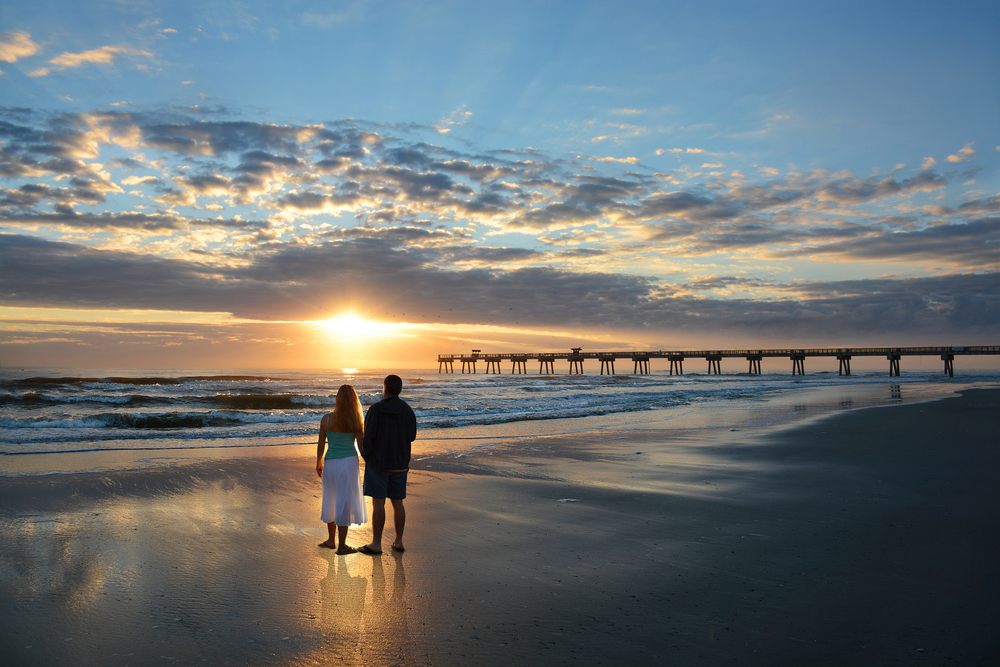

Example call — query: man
[358,374,417,555]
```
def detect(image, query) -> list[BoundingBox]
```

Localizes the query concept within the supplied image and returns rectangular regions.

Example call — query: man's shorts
[363,466,408,500]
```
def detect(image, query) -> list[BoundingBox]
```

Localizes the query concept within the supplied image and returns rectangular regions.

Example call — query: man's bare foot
[336,545,358,555]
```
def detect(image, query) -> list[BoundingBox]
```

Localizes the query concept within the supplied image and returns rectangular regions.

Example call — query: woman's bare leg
[319,522,337,549]
[336,524,356,554]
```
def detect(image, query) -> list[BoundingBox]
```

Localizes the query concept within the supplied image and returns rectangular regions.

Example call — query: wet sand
[1,388,997,666]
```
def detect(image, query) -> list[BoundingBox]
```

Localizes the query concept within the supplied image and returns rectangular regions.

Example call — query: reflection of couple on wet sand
[319,548,412,664]
[316,375,417,555]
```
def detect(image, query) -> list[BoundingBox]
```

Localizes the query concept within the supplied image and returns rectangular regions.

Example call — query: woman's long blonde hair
[329,384,364,433]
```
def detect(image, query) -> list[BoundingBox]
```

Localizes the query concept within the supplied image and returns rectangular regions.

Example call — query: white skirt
[321,456,368,526]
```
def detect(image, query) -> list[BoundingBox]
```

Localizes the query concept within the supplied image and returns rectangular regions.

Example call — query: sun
[319,313,393,339]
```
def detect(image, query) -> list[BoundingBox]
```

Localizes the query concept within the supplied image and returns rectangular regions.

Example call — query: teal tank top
[324,431,359,460]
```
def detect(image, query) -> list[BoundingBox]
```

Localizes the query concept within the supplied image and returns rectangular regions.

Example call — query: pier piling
[791,353,806,375]
[942,352,955,377]
[599,356,616,375]
[538,355,555,374]
[668,354,684,375]
[707,354,722,374]
[888,352,901,377]
[632,355,650,374]
[461,349,480,374]
[837,352,852,376]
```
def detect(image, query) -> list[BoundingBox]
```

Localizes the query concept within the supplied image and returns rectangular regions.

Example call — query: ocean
[2,366,997,476]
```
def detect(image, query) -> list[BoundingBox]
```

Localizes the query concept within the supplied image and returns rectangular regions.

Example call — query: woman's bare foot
[318,541,337,549]
[391,541,405,552]
[336,545,358,555]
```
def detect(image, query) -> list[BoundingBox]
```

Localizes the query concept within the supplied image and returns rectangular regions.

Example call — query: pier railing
[436,346,999,377]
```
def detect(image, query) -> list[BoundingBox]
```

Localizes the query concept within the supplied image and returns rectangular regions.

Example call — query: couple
[315,374,417,555]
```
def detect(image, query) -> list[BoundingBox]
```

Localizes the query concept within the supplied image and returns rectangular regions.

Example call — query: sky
[0,0,998,370]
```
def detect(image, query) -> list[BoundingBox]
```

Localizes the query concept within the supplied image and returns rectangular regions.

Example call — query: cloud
[29,45,154,77]
[595,156,640,164]
[503,175,644,231]
[273,190,362,214]
[0,210,184,231]
[0,207,271,233]
[0,182,106,209]
[0,31,40,63]
[180,173,233,197]
[430,159,517,182]
[762,272,1000,335]
[637,190,717,220]
[4,233,997,339]
[444,245,543,266]
[815,172,947,204]
[0,232,657,323]
[137,118,325,156]
[538,230,613,246]
[773,217,1000,268]
[657,148,706,155]
[955,196,1000,216]
[946,144,976,163]
[435,106,473,134]
[122,175,158,186]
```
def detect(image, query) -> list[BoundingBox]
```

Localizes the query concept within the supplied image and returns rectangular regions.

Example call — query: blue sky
[1,0,998,369]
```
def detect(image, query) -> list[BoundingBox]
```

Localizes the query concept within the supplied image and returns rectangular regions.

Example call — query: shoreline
[1,387,997,665]
[1,378,981,478]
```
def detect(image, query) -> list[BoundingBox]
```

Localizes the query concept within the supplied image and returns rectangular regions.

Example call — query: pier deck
[436,346,999,376]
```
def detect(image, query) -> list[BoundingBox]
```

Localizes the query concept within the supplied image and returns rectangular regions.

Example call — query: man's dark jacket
[361,396,417,471]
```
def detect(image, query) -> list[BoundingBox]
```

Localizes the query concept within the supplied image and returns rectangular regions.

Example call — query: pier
[437,346,1000,377]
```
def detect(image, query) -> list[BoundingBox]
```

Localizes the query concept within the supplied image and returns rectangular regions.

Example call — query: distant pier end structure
[437,346,999,377]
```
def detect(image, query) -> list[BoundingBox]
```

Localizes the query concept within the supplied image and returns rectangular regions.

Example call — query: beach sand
[1,388,997,666]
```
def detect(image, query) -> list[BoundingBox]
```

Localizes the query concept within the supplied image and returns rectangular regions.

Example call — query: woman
[316,384,368,554]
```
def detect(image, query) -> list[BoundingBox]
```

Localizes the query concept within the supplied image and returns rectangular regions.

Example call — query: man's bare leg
[365,498,386,553]
[390,498,405,551]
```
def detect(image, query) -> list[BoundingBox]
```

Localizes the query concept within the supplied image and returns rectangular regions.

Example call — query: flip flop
[357,545,382,555]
